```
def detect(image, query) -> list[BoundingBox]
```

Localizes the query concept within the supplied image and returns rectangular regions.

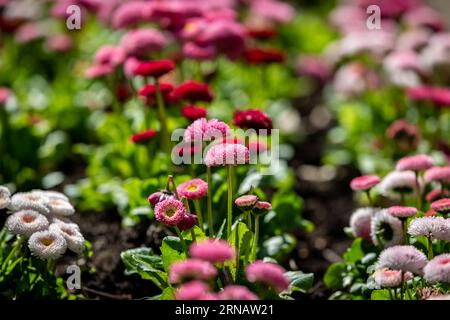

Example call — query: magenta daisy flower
[219,285,259,300]
[253,201,272,215]
[350,207,376,241]
[245,260,290,293]
[425,166,450,184]
[177,213,198,232]
[189,239,235,263]
[175,280,210,300]
[424,254,450,284]
[388,206,418,218]
[183,118,231,143]
[154,198,186,226]
[377,245,428,275]
[396,154,433,172]
[204,143,250,167]
[177,178,208,200]
[169,259,217,283]
[426,189,450,203]
[350,175,381,191]
[431,198,450,214]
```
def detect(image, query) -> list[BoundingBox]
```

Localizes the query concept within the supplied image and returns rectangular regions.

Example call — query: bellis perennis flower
[189,239,235,264]
[350,175,381,191]
[245,260,290,293]
[154,198,186,226]
[177,178,208,200]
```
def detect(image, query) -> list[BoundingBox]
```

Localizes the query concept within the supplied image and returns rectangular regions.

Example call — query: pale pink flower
[377,245,428,275]
[204,143,249,167]
[183,118,230,143]
[219,285,259,300]
[425,167,450,185]
[0,186,11,209]
[189,239,235,263]
[250,0,295,23]
[378,171,420,199]
[373,268,413,288]
[154,198,186,226]
[182,42,216,61]
[253,201,272,215]
[175,280,210,300]
[431,198,450,214]
[350,207,376,241]
[94,45,126,67]
[408,217,450,241]
[177,178,208,200]
[235,195,258,209]
[120,28,166,58]
[396,28,431,52]
[424,254,450,284]
[6,210,49,237]
[245,260,290,293]
[388,206,418,218]
[403,6,445,31]
[371,210,403,247]
[123,57,140,78]
[85,64,114,79]
[46,34,72,53]
[350,175,381,191]
[169,259,217,283]
[28,230,67,260]
[111,1,154,29]
[396,154,433,171]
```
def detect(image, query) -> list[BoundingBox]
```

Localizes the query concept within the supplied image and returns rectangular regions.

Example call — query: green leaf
[260,234,297,260]
[215,219,227,240]
[371,289,391,300]
[227,222,252,280]
[120,247,168,289]
[182,226,208,241]
[324,262,345,289]
[284,271,314,294]
[161,236,186,273]
[264,190,304,234]
[344,238,365,263]
[160,287,175,300]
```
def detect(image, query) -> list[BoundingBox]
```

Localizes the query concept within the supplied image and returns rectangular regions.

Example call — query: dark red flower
[233,109,273,131]
[244,48,285,64]
[130,129,157,144]
[139,83,174,106]
[171,81,214,103]
[134,59,175,78]
[147,191,175,207]
[247,27,276,40]
[116,83,131,102]
[177,213,198,231]
[181,105,207,121]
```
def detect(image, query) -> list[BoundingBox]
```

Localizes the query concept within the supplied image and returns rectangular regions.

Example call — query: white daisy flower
[5,210,49,237]
[47,197,75,216]
[371,209,403,247]
[378,171,421,199]
[0,185,11,210]
[49,223,84,254]
[408,217,450,241]
[10,191,50,215]
[28,230,67,260]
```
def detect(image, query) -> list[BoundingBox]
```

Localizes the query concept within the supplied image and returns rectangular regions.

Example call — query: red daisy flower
[171,81,214,103]
[244,48,285,64]
[233,109,273,131]
[130,129,157,144]
[181,105,207,121]
[134,59,175,78]
[139,83,174,106]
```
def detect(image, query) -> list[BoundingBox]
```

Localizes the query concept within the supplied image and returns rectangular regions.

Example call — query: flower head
[246,260,290,293]
[28,230,67,260]
[386,119,420,151]
[244,48,285,64]
[139,83,174,106]
[205,143,249,167]
[169,258,217,283]
[350,175,381,191]
[154,198,186,226]
[147,191,175,207]
[373,268,413,288]
[111,1,153,29]
[408,217,450,240]
[133,59,175,78]
[396,154,433,172]
[6,210,49,237]
[177,178,208,200]
[371,210,403,247]
[85,64,114,78]
[171,81,213,103]
[253,201,272,215]
[47,197,75,216]
[189,239,235,263]
[431,198,450,214]
[10,192,50,216]
[182,42,217,61]
[388,206,418,218]
[94,45,126,67]
[235,195,258,210]
[175,280,210,300]
[424,254,450,284]
[349,207,377,241]
[177,213,198,232]
[49,223,85,254]
[0,87,11,105]
[377,245,428,275]
[426,189,450,203]
[120,28,166,58]
[181,105,207,121]
[233,109,273,131]
[130,129,158,144]
[424,167,450,185]
[184,118,231,143]
[219,285,259,300]
[379,171,419,199]
[0,185,11,209]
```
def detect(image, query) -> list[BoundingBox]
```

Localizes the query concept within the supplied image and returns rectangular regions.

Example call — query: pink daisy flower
[85,64,114,78]
[245,260,290,293]
[431,198,450,214]
[424,254,450,284]
[177,178,208,200]
[94,45,126,67]
[350,207,376,242]
[183,118,230,143]
[147,191,174,207]
[253,201,273,215]
[219,285,259,300]
[426,189,450,203]
[408,217,450,241]
[189,239,235,263]
[424,167,450,184]
[169,259,217,284]
[388,206,418,218]
[377,245,428,275]
[350,175,381,191]
[204,143,250,167]
[154,198,186,226]
[175,280,210,300]
[396,154,433,172]
[235,195,258,209]
[177,213,198,232]
[373,268,413,288]
[0,87,11,105]
[120,28,166,58]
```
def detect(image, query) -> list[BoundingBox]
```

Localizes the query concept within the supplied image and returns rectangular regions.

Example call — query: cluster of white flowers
[1,187,85,259]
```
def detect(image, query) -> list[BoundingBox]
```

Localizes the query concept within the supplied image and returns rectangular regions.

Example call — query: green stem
[194,200,204,232]
[427,236,434,260]
[365,190,373,206]
[251,215,260,261]
[245,211,252,230]
[402,219,408,245]
[0,237,24,274]
[206,166,214,236]
[190,229,196,242]
[155,79,171,154]
[235,220,240,273]
[174,227,188,256]
[400,271,405,300]
[227,165,233,239]
[415,172,422,210]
